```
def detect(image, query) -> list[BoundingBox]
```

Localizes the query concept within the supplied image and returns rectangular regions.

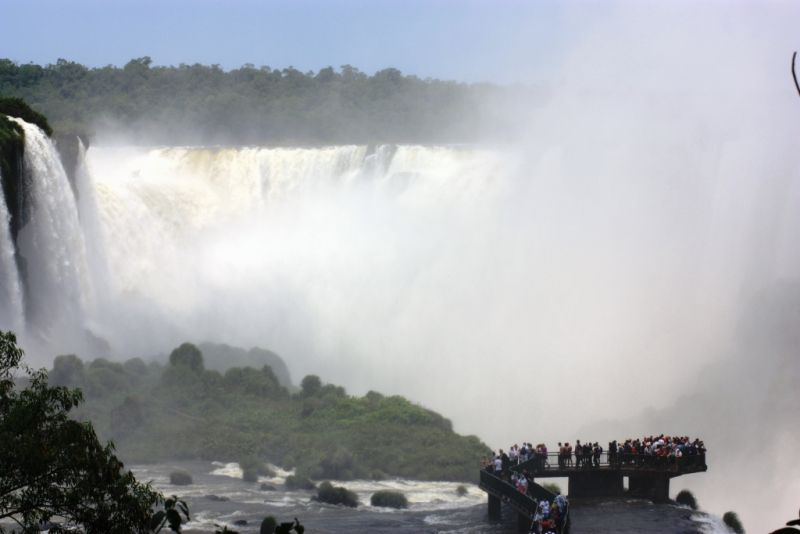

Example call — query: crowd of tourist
[482,435,706,476]
[607,435,707,468]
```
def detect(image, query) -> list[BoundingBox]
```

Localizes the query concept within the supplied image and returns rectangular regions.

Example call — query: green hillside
[49,343,489,483]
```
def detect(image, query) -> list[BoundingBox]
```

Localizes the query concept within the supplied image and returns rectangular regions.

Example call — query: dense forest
[0,57,545,145]
[47,342,489,483]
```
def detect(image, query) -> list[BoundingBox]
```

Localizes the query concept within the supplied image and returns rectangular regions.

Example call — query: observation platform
[512,452,707,502]
[478,452,707,533]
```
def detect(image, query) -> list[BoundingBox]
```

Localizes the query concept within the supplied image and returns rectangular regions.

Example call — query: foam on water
[691,513,735,534]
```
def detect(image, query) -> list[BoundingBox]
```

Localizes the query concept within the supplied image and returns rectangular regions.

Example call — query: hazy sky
[4,0,576,83]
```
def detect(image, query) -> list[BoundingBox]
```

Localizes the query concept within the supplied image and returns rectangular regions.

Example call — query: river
[129,461,730,534]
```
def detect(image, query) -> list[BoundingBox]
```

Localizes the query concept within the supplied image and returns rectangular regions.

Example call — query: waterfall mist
[0,2,797,532]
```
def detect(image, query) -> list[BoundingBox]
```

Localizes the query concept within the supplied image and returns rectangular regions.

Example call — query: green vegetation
[314,481,359,508]
[260,516,277,534]
[723,511,745,534]
[170,470,193,486]
[675,489,698,510]
[370,490,408,509]
[200,343,295,391]
[0,96,52,136]
[0,58,542,146]
[54,342,489,483]
[169,343,204,375]
[456,484,468,497]
[0,330,180,534]
[542,482,562,495]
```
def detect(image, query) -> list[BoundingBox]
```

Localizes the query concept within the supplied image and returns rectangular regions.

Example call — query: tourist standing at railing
[565,442,573,467]
[494,453,502,476]
[557,442,564,468]
[574,440,582,468]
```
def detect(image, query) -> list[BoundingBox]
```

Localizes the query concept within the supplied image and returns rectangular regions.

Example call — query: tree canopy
[0,58,543,145]
[0,330,164,534]
[54,346,489,483]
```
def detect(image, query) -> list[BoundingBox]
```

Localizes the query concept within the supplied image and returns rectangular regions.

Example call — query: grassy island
[50,343,489,483]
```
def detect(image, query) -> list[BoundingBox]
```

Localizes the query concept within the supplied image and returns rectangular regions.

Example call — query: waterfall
[11,118,90,339]
[83,144,509,306]
[0,167,24,332]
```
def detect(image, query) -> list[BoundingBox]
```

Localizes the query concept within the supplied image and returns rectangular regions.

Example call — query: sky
[1,0,578,84]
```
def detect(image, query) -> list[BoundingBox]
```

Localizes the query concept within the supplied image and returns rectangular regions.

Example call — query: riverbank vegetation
[50,342,489,483]
[0,57,546,146]
[0,330,188,534]
[370,490,408,509]
[314,481,359,508]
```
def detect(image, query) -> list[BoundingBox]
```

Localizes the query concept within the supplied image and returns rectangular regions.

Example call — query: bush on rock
[370,490,407,509]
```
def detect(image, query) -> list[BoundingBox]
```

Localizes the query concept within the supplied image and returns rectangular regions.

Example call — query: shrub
[0,96,52,136]
[170,470,193,485]
[50,354,85,386]
[123,357,148,375]
[110,395,144,437]
[85,366,129,397]
[318,448,355,480]
[370,490,407,509]
[159,364,200,392]
[282,455,295,470]
[169,343,204,375]
[456,485,468,497]
[315,481,358,507]
[675,489,698,510]
[543,482,562,495]
[284,475,315,491]
[722,511,745,534]
[300,375,322,397]
[260,516,277,534]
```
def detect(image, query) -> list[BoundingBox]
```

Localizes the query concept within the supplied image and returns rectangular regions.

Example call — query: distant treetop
[0,58,545,145]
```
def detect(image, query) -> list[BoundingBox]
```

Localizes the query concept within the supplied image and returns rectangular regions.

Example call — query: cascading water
[11,118,91,345]
[83,143,510,316]
[0,168,24,332]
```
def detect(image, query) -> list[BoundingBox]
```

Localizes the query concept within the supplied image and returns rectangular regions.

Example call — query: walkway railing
[479,469,570,534]
[511,451,707,474]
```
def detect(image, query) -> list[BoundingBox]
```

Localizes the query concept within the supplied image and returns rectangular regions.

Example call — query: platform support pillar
[488,494,501,518]
[518,511,531,533]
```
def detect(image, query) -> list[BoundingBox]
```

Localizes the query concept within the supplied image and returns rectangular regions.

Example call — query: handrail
[511,451,707,474]
[479,470,570,534]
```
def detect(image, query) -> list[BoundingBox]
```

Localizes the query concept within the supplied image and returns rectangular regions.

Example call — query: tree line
[0,57,543,145]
